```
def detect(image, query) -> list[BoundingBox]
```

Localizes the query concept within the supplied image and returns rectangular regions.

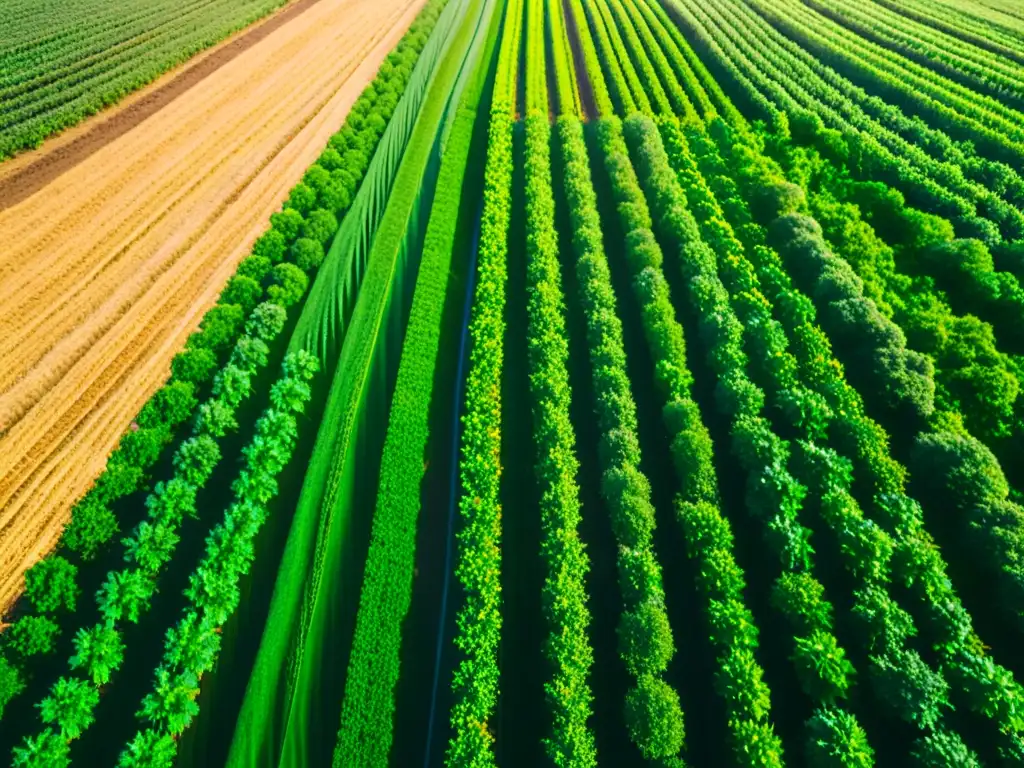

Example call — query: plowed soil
[0,0,425,615]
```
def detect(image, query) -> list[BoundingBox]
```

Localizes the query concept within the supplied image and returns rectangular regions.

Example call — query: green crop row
[558,113,686,765]
[445,0,520,760]
[707,117,1024,761]
[109,351,318,768]
[595,114,783,766]
[522,106,597,766]
[333,0,503,760]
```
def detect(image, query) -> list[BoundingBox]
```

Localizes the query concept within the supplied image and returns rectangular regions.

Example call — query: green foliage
[267,263,308,307]
[70,624,125,686]
[38,677,97,740]
[911,728,982,768]
[24,557,78,614]
[447,0,520,762]
[11,728,69,768]
[7,616,60,658]
[624,675,686,761]
[805,707,874,768]
[869,649,950,729]
[523,107,597,766]
[0,657,25,717]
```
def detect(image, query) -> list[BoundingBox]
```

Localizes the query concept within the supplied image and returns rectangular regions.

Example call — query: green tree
[24,556,78,614]
[618,602,674,677]
[911,728,981,768]
[97,569,155,624]
[123,522,179,574]
[805,707,874,767]
[137,667,200,735]
[70,624,125,686]
[7,615,60,657]
[869,649,950,729]
[117,730,177,768]
[163,612,220,676]
[38,677,98,739]
[0,655,25,716]
[792,631,855,704]
[12,728,70,768]
[624,674,685,760]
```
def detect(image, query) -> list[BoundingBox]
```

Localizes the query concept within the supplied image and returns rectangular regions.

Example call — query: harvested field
[0,0,425,615]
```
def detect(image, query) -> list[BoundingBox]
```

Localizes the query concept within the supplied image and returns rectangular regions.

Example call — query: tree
[772,572,833,635]
[269,208,304,241]
[137,667,200,735]
[245,302,287,342]
[792,631,855,704]
[24,556,78,614]
[70,624,125,686]
[300,209,338,245]
[618,602,674,677]
[267,263,308,307]
[12,729,69,768]
[97,569,155,624]
[624,674,685,760]
[805,707,874,768]
[911,728,981,768]
[0,655,25,716]
[291,238,324,272]
[164,612,220,676]
[117,730,177,768]
[63,494,119,560]
[123,522,179,574]
[251,229,287,263]
[173,435,221,487]
[869,649,949,729]
[171,346,217,385]
[7,615,60,657]
[38,677,98,739]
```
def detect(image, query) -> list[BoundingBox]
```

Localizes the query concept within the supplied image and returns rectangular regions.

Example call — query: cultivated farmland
[2,0,1024,766]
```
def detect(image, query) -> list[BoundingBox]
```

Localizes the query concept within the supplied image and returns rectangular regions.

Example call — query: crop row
[445,0,521,759]
[333,0,502,761]
[708,117,1024,760]
[111,351,318,768]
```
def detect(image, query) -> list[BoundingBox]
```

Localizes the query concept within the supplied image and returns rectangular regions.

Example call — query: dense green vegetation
[0,0,295,158]
[5,0,1024,765]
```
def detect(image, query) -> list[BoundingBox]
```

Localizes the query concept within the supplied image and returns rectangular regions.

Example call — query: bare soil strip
[0,0,426,615]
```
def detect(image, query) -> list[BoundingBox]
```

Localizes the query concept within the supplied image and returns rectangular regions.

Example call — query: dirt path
[0,0,426,616]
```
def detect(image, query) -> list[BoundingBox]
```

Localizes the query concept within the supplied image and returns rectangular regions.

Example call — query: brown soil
[0,0,426,617]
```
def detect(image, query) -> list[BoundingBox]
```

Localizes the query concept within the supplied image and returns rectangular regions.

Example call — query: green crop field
[3,0,1024,765]
[0,0,294,158]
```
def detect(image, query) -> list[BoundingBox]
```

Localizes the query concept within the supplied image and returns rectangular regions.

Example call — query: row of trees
[522,6,601,758]
[445,0,521,759]
[10,303,293,766]
[683,0,1024,244]
[559,113,686,765]
[709,118,1024,761]
[596,114,783,765]
[804,0,1024,112]
[746,0,1024,170]
[112,350,318,768]
[522,103,597,766]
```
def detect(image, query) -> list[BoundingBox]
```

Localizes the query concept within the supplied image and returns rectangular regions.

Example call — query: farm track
[0,0,426,616]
